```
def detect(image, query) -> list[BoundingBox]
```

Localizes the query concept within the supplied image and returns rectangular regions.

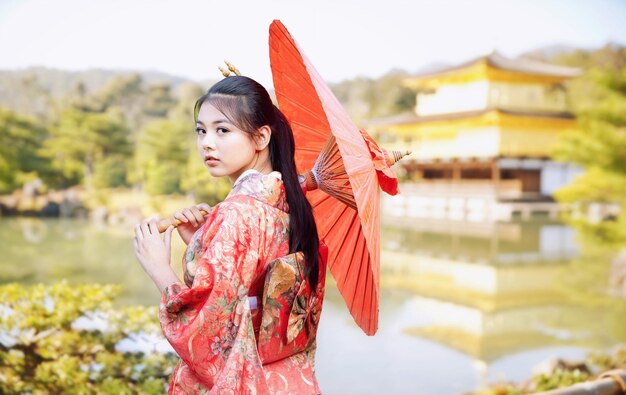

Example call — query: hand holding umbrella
[156,204,212,242]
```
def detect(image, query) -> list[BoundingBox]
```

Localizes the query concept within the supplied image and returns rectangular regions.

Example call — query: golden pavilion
[370,52,583,222]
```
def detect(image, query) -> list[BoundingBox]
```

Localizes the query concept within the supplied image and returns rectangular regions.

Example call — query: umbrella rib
[271,28,315,73]
[360,254,373,334]
[290,123,329,142]
[273,58,318,87]
[310,192,338,216]
[316,202,353,240]
[270,28,304,60]
[347,225,367,311]
[273,66,326,105]
[275,91,329,126]
[334,211,360,289]
[270,34,330,110]
[297,146,327,153]
[326,209,355,257]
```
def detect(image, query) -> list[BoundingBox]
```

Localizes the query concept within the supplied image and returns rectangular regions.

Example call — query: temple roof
[366,107,575,127]
[413,51,582,79]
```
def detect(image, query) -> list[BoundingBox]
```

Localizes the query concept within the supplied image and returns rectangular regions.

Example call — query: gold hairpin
[218,66,230,77]
[218,60,241,77]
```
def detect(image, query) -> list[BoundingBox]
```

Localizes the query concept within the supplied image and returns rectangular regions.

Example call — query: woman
[133,76,325,394]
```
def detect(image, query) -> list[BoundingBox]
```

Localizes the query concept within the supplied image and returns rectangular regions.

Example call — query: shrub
[0,282,177,394]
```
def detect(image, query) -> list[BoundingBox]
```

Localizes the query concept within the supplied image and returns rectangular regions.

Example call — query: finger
[132,238,142,260]
[148,220,159,235]
[183,208,198,227]
[133,235,145,254]
[190,206,204,224]
[165,225,173,252]
[173,211,189,223]
[135,224,144,241]
[197,203,212,215]
[141,220,151,236]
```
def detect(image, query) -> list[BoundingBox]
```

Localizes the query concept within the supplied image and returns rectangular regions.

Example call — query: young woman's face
[195,102,258,183]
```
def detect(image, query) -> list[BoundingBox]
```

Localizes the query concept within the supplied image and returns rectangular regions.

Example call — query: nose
[199,132,216,151]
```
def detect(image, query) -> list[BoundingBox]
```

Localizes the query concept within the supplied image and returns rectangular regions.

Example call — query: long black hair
[194,76,320,288]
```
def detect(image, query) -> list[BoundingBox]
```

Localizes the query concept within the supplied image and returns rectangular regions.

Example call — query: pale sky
[1,0,625,87]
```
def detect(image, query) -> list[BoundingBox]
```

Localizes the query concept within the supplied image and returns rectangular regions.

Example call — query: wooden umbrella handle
[156,209,210,233]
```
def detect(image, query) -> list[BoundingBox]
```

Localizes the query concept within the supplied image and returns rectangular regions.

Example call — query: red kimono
[159,170,326,394]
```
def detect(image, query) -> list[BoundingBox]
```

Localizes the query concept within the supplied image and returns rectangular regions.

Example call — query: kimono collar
[227,169,289,212]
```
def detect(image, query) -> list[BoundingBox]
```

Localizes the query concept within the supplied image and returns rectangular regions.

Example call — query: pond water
[1,217,624,394]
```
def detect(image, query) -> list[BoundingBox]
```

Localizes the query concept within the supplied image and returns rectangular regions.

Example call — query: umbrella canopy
[269,20,383,335]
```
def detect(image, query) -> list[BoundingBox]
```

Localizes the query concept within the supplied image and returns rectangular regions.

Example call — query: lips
[204,154,219,161]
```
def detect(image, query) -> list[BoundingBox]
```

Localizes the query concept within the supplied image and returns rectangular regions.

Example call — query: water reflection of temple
[380,220,623,367]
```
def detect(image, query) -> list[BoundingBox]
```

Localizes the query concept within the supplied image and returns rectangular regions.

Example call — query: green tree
[0,108,61,193]
[329,69,416,122]
[16,74,54,121]
[92,156,128,189]
[553,44,626,246]
[169,82,206,121]
[43,108,132,190]
[180,149,230,205]
[66,80,102,114]
[93,74,145,131]
[143,83,176,118]
[331,77,372,122]
[368,69,417,118]
[131,119,192,195]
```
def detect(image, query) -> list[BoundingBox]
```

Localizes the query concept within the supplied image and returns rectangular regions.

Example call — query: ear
[254,125,272,151]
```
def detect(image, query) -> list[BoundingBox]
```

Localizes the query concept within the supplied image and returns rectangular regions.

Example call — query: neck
[228,149,273,184]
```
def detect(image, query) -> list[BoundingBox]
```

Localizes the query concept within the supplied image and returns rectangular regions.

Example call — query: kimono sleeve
[158,198,268,392]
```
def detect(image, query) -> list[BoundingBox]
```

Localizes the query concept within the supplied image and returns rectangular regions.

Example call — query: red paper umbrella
[269,20,406,335]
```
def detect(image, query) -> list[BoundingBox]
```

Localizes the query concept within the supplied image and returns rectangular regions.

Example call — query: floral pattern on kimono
[257,247,327,366]
[159,170,324,394]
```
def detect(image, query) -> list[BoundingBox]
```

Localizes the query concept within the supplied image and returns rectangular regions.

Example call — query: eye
[216,127,229,134]
[195,127,206,135]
